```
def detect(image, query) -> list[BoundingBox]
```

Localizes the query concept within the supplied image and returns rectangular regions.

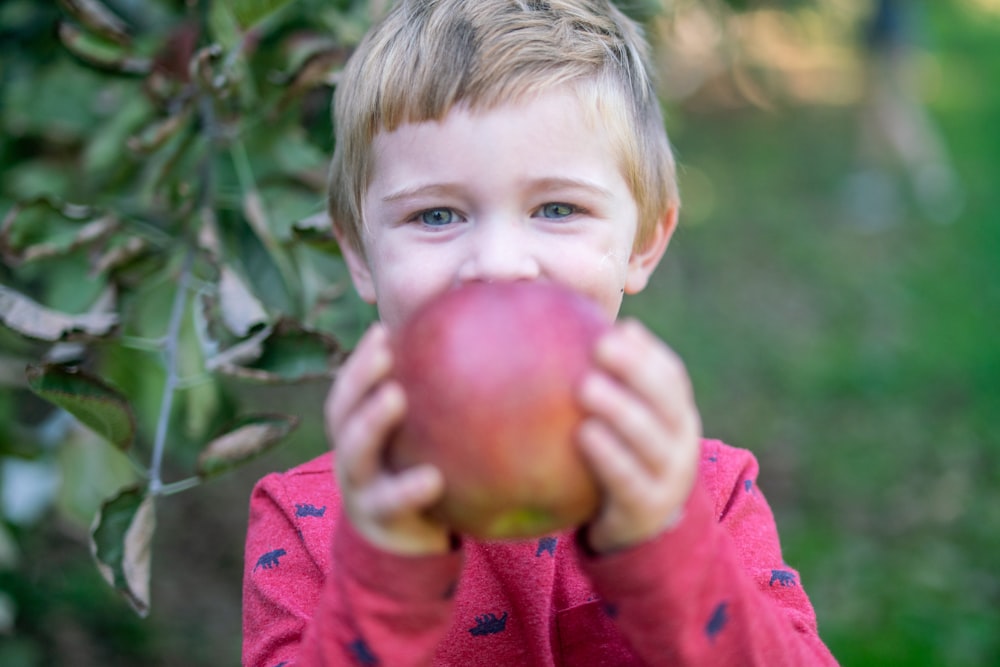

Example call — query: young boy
[243,1,839,665]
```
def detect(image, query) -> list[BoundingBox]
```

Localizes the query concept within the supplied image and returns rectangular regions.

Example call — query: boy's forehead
[371,82,609,142]
[365,87,629,194]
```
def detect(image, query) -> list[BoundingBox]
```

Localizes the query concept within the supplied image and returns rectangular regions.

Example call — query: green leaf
[250,322,340,379]
[26,364,136,450]
[0,285,119,342]
[82,91,153,177]
[57,0,131,45]
[0,354,33,389]
[223,203,299,315]
[197,413,299,478]
[203,321,271,373]
[55,427,142,529]
[259,184,325,240]
[225,0,295,30]
[126,107,192,154]
[90,486,155,617]
[208,1,241,52]
[272,131,329,183]
[278,32,341,79]
[91,236,153,277]
[2,160,77,206]
[291,213,342,255]
[1,197,118,266]
[274,43,349,111]
[58,21,150,75]
[3,54,109,142]
[245,319,343,381]
[209,319,343,383]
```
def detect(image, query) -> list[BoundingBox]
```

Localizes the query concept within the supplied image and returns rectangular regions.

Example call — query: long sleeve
[243,443,837,666]
[242,454,463,667]
[578,439,838,666]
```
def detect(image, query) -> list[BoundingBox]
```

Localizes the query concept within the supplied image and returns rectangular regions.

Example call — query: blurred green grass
[622,3,1000,664]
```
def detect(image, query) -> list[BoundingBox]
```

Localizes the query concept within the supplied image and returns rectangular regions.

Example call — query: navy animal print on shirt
[295,503,327,518]
[346,637,379,665]
[706,601,729,643]
[536,536,557,557]
[254,548,287,572]
[469,611,509,636]
[770,569,797,587]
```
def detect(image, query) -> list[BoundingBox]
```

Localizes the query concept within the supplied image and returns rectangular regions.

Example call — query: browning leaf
[58,22,151,75]
[26,364,136,450]
[210,319,343,383]
[57,0,131,45]
[291,213,341,255]
[90,487,155,617]
[197,414,299,478]
[1,197,117,266]
[218,266,269,338]
[91,236,150,276]
[203,322,273,373]
[0,285,119,342]
[126,108,192,154]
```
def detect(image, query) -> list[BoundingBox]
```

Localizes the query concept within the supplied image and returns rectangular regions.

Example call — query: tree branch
[148,250,193,496]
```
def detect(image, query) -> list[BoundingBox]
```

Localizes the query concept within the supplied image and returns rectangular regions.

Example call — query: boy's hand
[577,319,702,554]
[325,324,452,556]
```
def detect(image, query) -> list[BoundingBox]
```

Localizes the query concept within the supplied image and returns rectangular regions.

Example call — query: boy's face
[339,86,674,333]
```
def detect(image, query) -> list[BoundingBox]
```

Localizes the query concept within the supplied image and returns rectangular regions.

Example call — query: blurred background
[1,0,997,665]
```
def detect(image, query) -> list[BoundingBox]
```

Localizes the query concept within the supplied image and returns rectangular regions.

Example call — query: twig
[157,476,202,497]
[148,250,193,496]
[119,336,165,352]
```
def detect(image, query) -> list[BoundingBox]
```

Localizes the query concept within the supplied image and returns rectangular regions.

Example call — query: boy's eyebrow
[525,177,617,200]
[381,183,464,203]
[381,177,616,203]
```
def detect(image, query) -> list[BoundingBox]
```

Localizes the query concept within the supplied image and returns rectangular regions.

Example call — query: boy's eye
[538,203,577,219]
[417,208,455,226]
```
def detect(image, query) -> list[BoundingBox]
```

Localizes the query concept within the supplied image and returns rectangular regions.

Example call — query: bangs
[328,0,678,254]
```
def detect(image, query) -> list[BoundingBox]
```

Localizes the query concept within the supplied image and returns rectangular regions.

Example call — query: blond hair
[328,0,678,253]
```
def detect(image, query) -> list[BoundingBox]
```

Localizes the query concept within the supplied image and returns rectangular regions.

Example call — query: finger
[356,464,445,521]
[577,418,652,507]
[325,324,393,434]
[326,323,392,430]
[593,319,696,428]
[336,381,406,490]
[578,371,668,475]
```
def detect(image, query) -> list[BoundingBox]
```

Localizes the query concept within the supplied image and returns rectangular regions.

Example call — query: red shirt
[242,439,838,666]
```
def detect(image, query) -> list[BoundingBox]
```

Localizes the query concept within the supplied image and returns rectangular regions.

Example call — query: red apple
[388,281,611,540]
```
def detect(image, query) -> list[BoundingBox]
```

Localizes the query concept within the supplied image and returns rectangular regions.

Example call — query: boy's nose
[457,223,540,284]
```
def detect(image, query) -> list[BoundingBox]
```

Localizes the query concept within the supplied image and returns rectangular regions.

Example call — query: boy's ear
[333,223,377,304]
[624,206,678,295]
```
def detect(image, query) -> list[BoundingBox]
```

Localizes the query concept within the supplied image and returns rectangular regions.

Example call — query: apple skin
[387,281,611,541]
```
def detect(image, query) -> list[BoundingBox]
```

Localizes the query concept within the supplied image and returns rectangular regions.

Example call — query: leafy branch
[1,0,365,615]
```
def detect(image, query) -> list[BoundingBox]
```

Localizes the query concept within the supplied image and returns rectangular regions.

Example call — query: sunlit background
[1,1,998,665]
